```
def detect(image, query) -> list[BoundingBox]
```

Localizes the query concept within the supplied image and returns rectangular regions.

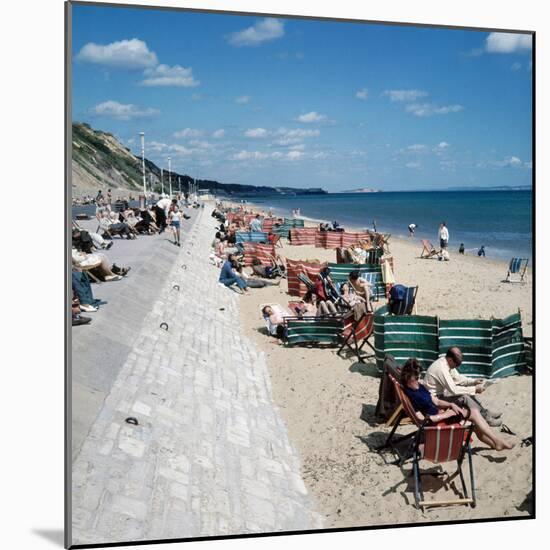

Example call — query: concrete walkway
[71,207,322,545]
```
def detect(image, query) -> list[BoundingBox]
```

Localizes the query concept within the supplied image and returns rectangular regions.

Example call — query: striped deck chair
[235,231,268,244]
[389,285,418,315]
[376,372,426,465]
[505,258,528,283]
[242,243,276,267]
[328,263,386,300]
[420,239,438,258]
[341,232,372,248]
[412,422,476,510]
[289,227,317,245]
[315,231,343,249]
[374,305,439,373]
[338,311,375,362]
[286,259,325,297]
[285,316,345,347]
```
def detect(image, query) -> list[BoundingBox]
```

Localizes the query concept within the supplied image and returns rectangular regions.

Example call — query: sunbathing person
[400,359,514,451]
[348,270,373,312]
[262,305,286,339]
[98,211,134,239]
[340,282,365,307]
[303,290,337,317]
[72,248,128,281]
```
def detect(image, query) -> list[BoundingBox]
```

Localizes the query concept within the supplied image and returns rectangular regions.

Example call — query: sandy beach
[233,211,533,527]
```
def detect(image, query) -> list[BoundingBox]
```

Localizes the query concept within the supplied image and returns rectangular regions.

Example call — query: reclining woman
[262,305,286,340]
[303,290,337,317]
[400,359,514,451]
[72,248,129,281]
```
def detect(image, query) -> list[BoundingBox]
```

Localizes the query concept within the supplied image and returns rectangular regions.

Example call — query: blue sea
[246,190,533,261]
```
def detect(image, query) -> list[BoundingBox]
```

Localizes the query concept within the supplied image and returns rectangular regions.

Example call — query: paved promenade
[71,207,322,545]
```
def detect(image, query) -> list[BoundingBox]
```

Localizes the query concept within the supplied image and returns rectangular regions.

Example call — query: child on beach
[169,206,182,246]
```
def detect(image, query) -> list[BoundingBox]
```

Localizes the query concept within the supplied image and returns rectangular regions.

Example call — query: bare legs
[317,300,338,316]
[468,408,514,451]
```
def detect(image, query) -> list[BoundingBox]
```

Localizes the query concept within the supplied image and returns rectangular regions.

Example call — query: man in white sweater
[424,346,502,426]
[438,222,449,250]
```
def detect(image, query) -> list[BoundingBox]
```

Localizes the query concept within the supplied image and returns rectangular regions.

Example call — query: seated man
[219,255,248,293]
[249,214,263,233]
[348,270,373,312]
[423,346,502,427]
[72,248,129,281]
[98,211,134,239]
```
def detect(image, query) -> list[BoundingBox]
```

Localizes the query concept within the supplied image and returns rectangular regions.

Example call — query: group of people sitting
[399,346,514,451]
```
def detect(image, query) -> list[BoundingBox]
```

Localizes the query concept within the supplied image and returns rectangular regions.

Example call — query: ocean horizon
[240,189,532,261]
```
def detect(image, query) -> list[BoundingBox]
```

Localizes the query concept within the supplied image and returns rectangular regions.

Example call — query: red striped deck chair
[242,243,276,267]
[338,311,375,362]
[412,423,476,509]
[286,259,325,297]
[289,227,317,245]
[341,232,372,247]
[261,217,277,233]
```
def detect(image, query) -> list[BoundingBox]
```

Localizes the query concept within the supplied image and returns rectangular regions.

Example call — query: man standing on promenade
[438,222,449,250]
[424,346,502,427]
[154,195,171,233]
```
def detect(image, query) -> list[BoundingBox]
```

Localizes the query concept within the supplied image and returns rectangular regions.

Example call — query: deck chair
[505,258,528,283]
[376,373,425,465]
[285,316,344,347]
[420,240,438,258]
[297,272,316,293]
[412,422,476,510]
[389,285,418,315]
[271,234,283,248]
[338,311,375,362]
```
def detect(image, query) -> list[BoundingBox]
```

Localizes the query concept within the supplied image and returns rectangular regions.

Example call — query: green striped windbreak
[491,312,526,378]
[272,218,305,237]
[328,263,385,299]
[286,317,343,346]
[374,305,439,372]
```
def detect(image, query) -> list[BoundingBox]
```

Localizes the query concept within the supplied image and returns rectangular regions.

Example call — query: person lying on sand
[401,359,514,451]
[262,305,286,340]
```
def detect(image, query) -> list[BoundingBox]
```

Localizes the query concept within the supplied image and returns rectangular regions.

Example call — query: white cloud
[227,18,284,47]
[173,128,203,138]
[485,32,532,54]
[90,100,159,120]
[406,162,421,168]
[235,95,251,104]
[189,140,213,149]
[286,151,304,161]
[437,141,450,149]
[289,143,305,151]
[141,64,199,87]
[405,103,464,117]
[76,38,158,69]
[273,127,320,145]
[406,144,427,152]
[296,111,327,123]
[244,128,269,138]
[503,156,522,167]
[212,129,225,139]
[313,152,329,159]
[232,150,269,161]
[168,144,194,156]
[356,88,369,100]
[511,62,522,71]
[384,89,428,102]
[148,141,168,151]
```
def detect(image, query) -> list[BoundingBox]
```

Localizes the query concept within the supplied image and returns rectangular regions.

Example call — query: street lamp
[139,132,146,204]
[168,157,172,198]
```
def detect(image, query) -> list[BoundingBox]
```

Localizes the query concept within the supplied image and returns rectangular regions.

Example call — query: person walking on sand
[478,245,486,257]
[408,223,417,237]
[423,347,503,427]
[459,243,465,254]
[438,222,449,250]
[168,206,182,246]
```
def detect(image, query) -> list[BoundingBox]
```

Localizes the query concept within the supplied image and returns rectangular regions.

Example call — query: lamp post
[140,132,146,205]
[168,157,172,198]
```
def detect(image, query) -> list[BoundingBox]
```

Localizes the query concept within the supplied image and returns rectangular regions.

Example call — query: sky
[71,4,533,192]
